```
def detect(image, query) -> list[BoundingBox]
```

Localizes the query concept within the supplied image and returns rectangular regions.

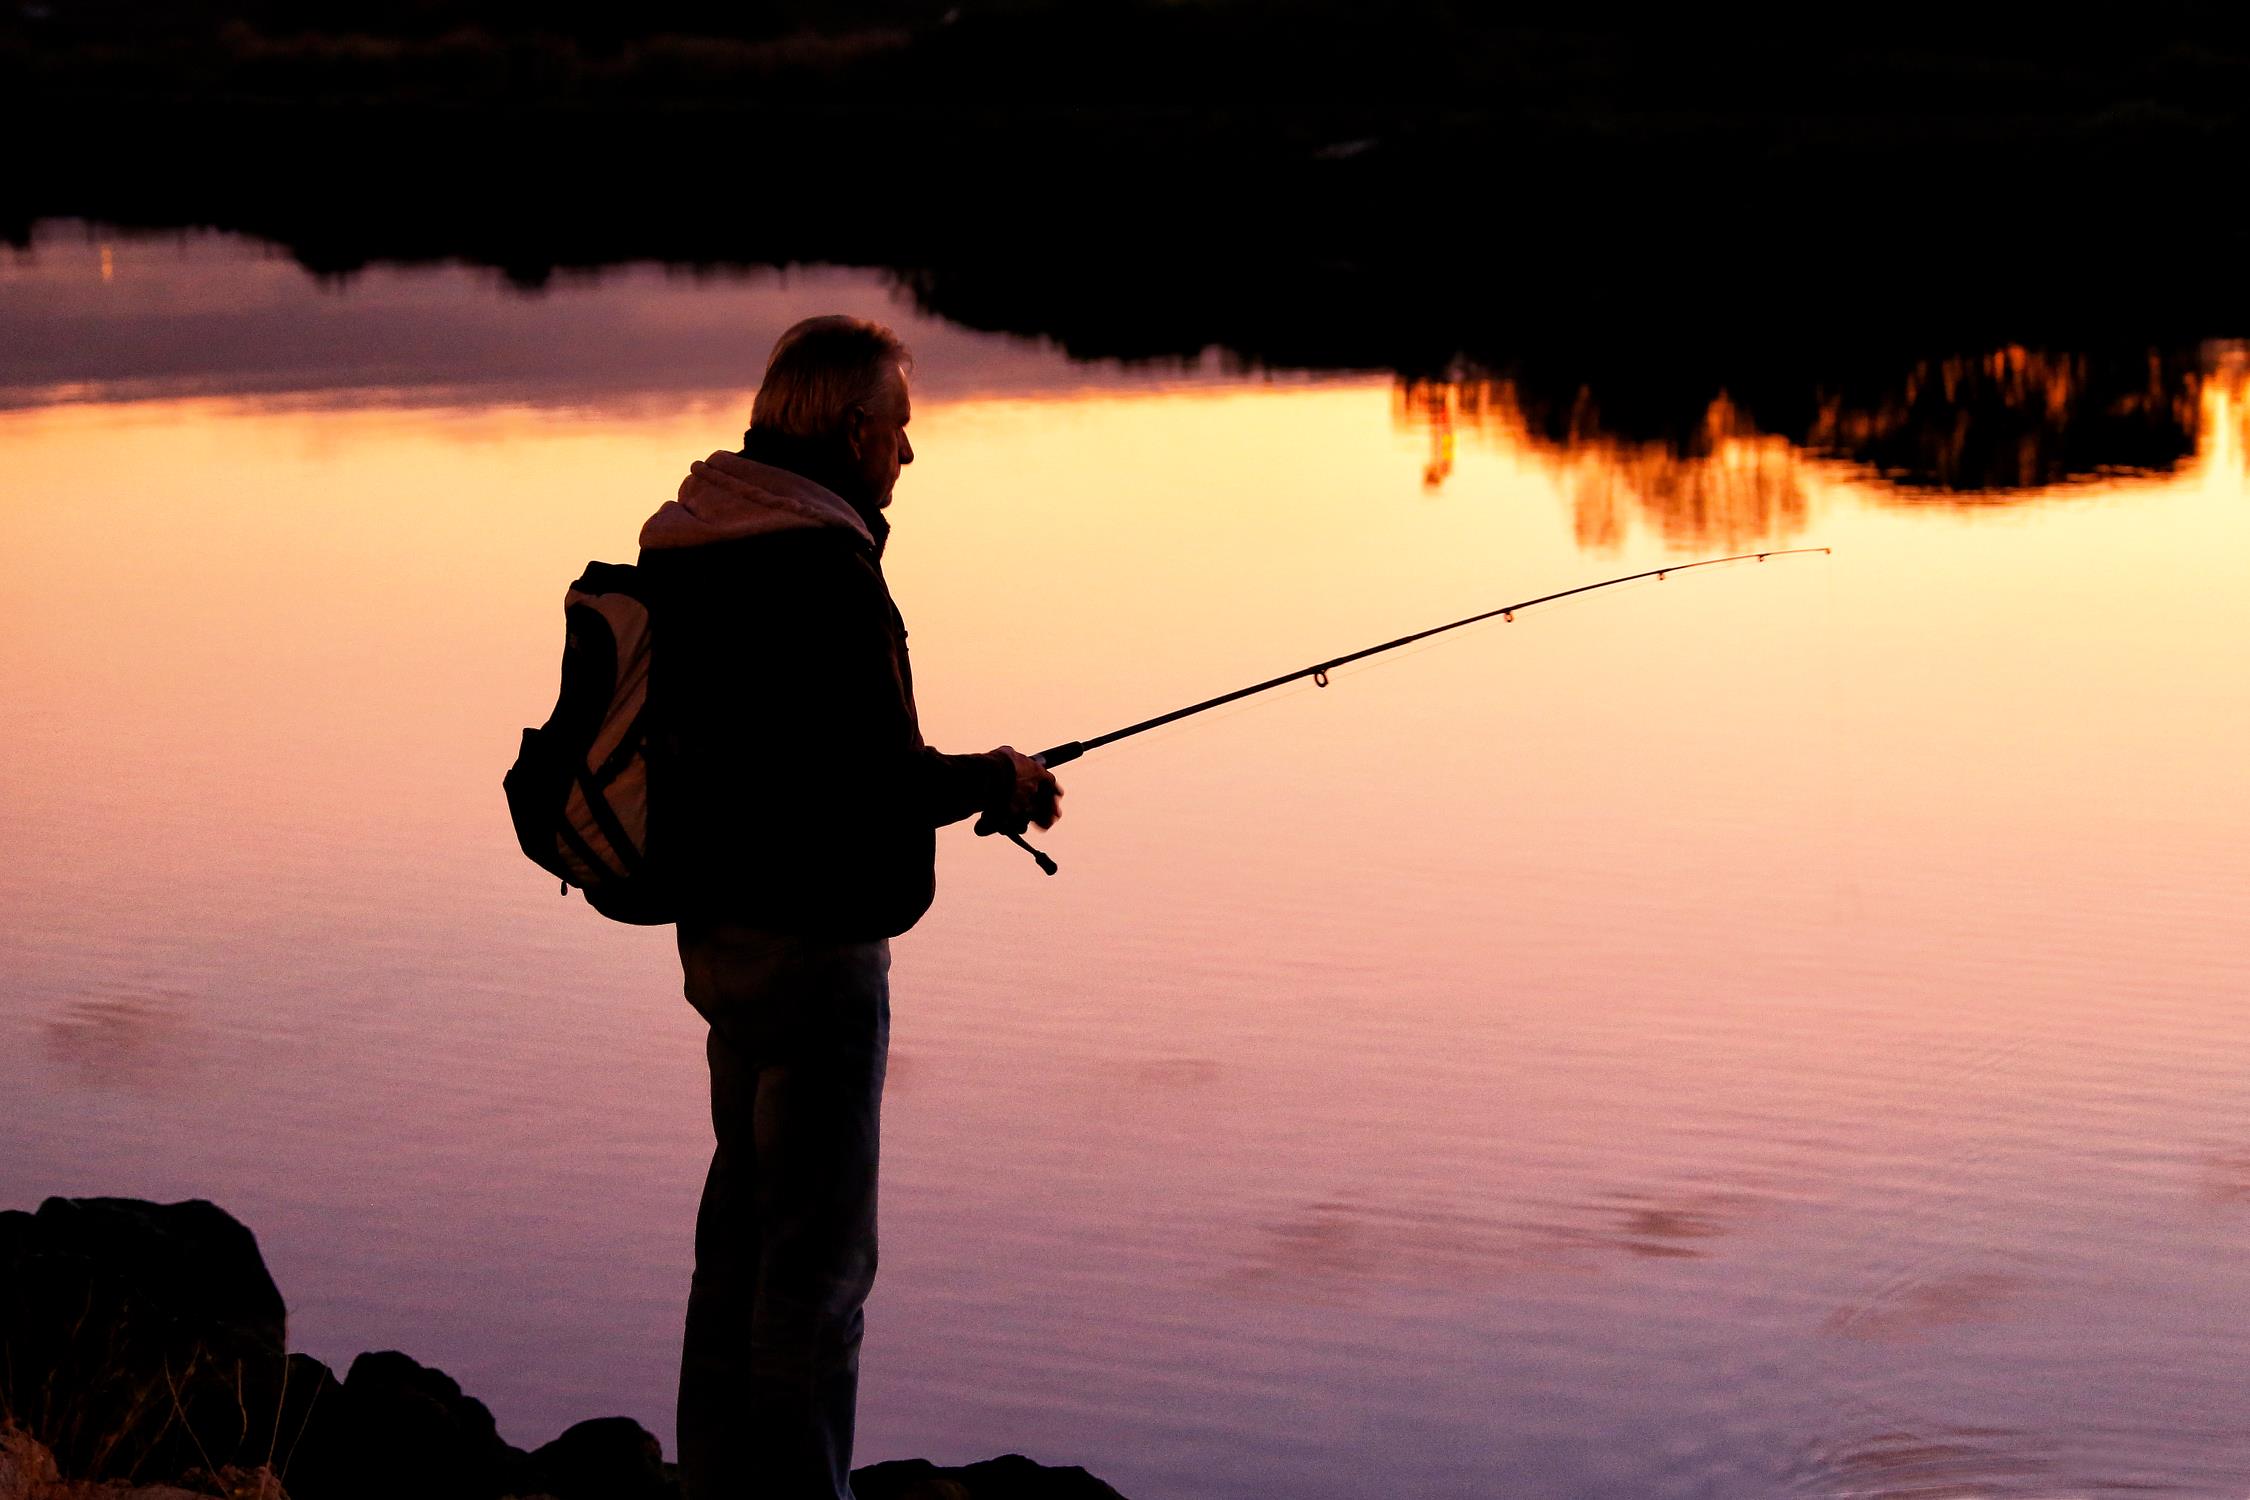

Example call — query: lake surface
[4,224,2248,1498]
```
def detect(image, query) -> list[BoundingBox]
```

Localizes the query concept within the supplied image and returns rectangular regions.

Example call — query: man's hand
[988,745,1063,834]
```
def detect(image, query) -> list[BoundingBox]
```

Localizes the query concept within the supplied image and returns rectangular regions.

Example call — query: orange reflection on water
[1397,375,1811,550]
[2204,341,2249,479]
[1554,392,1808,552]
[1397,345,2245,551]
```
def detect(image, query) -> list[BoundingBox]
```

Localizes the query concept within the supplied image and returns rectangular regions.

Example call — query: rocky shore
[0,1197,1125,1500]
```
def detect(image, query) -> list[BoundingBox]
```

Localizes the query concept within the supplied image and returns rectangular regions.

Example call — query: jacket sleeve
[774,545,1012,836]
[914,746,1015,829]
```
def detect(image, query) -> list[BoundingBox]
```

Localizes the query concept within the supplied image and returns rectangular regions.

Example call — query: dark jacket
[638,443,1011,940]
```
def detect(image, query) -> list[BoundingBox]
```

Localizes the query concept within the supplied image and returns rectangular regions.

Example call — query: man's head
[750,316,914,510]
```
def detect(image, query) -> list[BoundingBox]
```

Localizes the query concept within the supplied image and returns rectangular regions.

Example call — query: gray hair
[750,315,913,441]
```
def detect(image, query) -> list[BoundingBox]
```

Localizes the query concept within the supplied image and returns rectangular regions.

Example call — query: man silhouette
[637,316,1061,1499]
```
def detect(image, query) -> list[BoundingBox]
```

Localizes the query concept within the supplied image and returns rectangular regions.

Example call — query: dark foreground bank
[0,1197,1126,1500]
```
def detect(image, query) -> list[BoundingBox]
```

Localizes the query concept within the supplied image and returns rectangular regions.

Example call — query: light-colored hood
[639,450,873,551]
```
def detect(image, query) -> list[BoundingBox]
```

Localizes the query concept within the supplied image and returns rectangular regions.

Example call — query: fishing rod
[976,546,1833,874]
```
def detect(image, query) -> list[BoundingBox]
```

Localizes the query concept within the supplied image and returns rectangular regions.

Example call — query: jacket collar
[640,442,884,554]
[740,428,890,555]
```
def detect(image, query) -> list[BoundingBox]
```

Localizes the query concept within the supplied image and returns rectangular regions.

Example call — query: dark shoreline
[12,99,2245,346]
[7,1,2247,349]
[3,215,2231,503]
[7,4,2247,513]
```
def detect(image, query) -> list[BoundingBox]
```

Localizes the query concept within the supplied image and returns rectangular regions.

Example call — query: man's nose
[899,432,914,466]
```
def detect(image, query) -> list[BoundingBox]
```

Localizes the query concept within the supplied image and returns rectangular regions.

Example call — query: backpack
[503,561,675,925]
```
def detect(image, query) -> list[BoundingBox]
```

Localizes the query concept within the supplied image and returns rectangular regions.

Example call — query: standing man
[637,316,1061,1499]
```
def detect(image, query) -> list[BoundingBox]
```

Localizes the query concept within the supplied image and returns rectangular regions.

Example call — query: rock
[0,1197,292,1486]
[316,1350,530,1500]
[850,1461,974,1500]
[259,1353,348,1499]
[0,1213,33,1280]
[851,1454,1130,1500]
[28,1198,286,1354]
[520,1416,675,1500]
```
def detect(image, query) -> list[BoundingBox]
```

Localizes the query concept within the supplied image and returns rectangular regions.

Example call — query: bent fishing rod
[976,546,1832,874]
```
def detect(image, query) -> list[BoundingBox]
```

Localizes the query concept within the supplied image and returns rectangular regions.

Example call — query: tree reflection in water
[1397,343,2246,549]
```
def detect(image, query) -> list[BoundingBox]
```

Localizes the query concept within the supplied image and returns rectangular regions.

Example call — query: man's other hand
[990,746,1063,833]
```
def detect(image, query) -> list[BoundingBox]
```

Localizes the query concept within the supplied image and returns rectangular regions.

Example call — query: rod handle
[972,811,1058,873]
[1007,832,1058,876]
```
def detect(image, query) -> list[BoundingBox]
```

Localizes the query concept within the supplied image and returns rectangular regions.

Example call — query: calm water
[4,225,2248,1498]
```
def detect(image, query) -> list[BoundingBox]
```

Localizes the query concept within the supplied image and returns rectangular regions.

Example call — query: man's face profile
[849,363,915,510]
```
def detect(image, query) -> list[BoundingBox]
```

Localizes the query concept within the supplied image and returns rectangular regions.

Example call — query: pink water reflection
[3,240,2248,1499]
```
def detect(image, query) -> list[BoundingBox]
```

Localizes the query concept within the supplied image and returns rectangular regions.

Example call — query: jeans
[675,923,891,1500]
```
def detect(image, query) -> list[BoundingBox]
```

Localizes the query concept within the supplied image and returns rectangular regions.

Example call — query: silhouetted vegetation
[4,1,2246,330]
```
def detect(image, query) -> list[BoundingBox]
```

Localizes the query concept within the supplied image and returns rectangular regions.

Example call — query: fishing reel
[972,742,1084,875]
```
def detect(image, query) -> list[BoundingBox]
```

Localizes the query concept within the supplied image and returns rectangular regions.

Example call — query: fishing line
[980,547,1834,874]
[1819,537,1858,959]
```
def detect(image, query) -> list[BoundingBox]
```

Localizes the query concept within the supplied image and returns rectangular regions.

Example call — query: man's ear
[842,405,867,458]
